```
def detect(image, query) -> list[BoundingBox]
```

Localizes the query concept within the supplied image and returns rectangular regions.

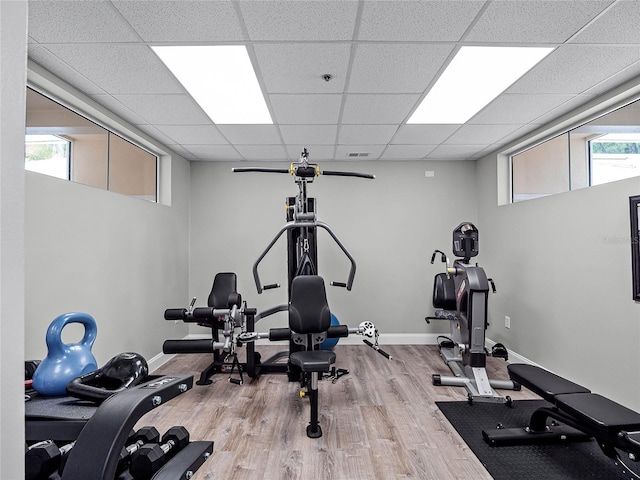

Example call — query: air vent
[348,152,369,157]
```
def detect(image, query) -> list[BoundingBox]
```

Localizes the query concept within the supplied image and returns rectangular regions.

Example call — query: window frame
[25,85,159,203]
[509,94,640,204]
[631,195,640,302]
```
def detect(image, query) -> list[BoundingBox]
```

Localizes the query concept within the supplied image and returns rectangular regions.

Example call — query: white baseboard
[485,338,541,367]
[147,351,175,373]
[148,334,536,372]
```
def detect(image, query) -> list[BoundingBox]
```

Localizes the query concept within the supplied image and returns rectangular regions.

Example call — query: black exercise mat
[436,399,640,480]
[25,395,97,420]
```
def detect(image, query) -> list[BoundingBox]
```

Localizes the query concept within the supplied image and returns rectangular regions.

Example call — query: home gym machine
[233,149,391,437]
[25,374,213,480]
[162,272,259,385]
[427,222,519,404]
[233,148,390,375]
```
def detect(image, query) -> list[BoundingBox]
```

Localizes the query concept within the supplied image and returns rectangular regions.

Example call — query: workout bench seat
[484,363,640,464]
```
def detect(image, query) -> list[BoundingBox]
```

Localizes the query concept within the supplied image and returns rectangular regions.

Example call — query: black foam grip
[164,308,187,320]
[322,170,375,179]
[327,325,349,338]
[193,307,215,320]
[162,339,214,354]
[268,328,291,341]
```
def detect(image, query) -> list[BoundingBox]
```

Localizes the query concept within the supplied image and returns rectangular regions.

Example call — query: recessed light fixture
[152,45,272,124]
[407,46,554,124]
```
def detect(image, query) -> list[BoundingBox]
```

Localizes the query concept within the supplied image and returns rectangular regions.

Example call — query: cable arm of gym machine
[252,220,357,294]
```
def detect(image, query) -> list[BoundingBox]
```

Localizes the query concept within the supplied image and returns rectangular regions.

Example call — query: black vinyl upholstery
[432,273,456,310]
[207,272,237,309]
[508,363,590,402]
[288,275,335,373]
[289,276,331,335]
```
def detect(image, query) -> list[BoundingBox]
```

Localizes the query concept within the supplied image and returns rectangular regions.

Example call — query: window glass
[25,134,70,179]
[108,134,157,201]
[511,98,640,202]
[512,133,570,202]
[25,87,157,202]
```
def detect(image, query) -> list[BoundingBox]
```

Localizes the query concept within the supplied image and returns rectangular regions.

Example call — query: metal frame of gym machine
[427,223,519,404]
[234,148,390,380]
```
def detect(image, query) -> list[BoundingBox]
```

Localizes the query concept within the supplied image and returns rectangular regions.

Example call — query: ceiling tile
[28,0,140,43]
[583,61,640,97]
[114,94,211,125]
[166,144,198,160]
[43,44,184,95]
[270,95,342,124]
[469,93,575,124]
[426,144,488,160]
[335,145,385,160]
[91,94,148,125]
[239,0,359,41]
[155,125,228,145]
[236,145,287,160]
[348,43,454,94]
[465,0,612,43]
[570,0,640,44]
[342,94,420,124]
[338,125,398,145]
[380,145,436,160]
[508,45,640,95]
[216,125,282,145]
[392,125,460,144]
[286,145,335,161]
[280,125,337,145]
[358,0,484,41]
[183,145,243,161]
[133,124,178,148]
[112,0,245,42]
[254,43,351,94]
[444,124,522,145]
[29,46,105,95]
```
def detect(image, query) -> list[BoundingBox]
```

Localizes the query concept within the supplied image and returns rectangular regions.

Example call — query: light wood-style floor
[139,344,536,480]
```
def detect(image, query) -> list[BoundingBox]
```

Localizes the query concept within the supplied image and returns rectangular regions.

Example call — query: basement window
[511,98,640,203]
[25,87,158,202]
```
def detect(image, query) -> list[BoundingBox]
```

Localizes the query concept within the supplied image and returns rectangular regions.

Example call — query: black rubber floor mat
[437,399,640,480]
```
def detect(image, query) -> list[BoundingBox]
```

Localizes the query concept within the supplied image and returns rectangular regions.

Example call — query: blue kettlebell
[32,312,98,396]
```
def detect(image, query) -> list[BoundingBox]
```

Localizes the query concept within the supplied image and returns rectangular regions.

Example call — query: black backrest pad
[289,275,331,334]
[433,273,456,310]
[555,392,640,432]
[507,364,590,402]
[208,272,237,309]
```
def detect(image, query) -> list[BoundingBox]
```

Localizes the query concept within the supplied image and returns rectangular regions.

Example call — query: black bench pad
[290,350,336,372]
[555,392,640,434]
[508,364,590,402]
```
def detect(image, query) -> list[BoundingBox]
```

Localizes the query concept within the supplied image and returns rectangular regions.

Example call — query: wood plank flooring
[140,345,536,479]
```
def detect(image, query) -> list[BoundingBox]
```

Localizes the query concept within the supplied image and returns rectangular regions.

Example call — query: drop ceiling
[26,0,640,162]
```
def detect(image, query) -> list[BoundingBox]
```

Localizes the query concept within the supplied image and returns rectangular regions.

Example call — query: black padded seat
[508,364,591,402]
[290,350,336,373]
[554,392,640,434]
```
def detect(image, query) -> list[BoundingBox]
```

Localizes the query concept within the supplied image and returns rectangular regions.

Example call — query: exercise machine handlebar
[252,220,357,293]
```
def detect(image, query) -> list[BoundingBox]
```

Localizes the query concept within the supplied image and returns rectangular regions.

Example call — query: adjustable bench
[483,364,640,465]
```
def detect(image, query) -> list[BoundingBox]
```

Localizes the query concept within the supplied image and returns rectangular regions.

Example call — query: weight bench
[483,363,640,465]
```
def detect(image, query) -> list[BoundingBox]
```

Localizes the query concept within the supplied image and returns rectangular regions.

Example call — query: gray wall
[188,160,478,337]
[24,155,192,365]
[477,152,640,410]
[1,1,28,478]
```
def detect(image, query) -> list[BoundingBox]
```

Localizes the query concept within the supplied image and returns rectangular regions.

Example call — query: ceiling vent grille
[348,152,369,157]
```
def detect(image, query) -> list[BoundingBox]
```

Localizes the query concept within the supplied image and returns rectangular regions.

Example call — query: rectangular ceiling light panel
[408,46,554,124]
[152,45,272,124]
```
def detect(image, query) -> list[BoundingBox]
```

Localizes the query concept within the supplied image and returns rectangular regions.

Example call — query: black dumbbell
[129,426,190,480]
[26,439,74,480]
[115,426,160,474]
